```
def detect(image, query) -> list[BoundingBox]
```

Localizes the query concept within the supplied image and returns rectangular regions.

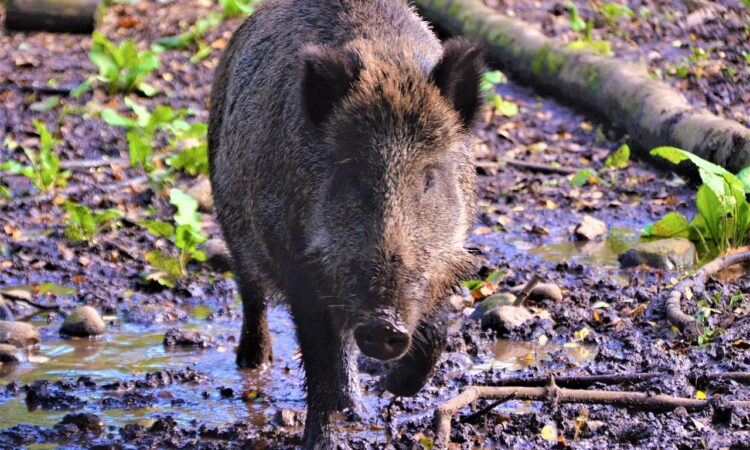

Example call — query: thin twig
[504,159,580,175]
[6,175,149,208]
[433,379,750,447]
[665,250,750,337]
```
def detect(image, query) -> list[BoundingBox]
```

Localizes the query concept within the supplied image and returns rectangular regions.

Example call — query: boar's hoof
[354,319,410,361]
[382,355,434,397]
[236,343,272,369]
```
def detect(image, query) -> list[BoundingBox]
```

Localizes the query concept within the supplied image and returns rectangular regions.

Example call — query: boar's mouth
[353,315,411,361]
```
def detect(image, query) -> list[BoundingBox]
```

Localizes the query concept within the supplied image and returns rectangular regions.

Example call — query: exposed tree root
[665,250,750,338]
[433,377,750,447]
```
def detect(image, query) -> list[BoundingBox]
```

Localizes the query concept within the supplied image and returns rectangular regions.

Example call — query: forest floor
[0,1,749,449]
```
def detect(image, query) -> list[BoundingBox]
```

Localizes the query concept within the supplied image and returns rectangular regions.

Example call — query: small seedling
[0,120,69,193]
[480,70,519,117]
[73,32,160,97]
[569,144,630,188]
[220,0,258,18]
[63,202,122,244]
[139,189,207,286]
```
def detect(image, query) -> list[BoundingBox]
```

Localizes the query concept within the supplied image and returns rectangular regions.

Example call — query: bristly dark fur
[208,0,483,448]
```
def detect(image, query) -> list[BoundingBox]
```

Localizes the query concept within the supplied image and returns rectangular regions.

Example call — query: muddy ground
[1,1,749,449]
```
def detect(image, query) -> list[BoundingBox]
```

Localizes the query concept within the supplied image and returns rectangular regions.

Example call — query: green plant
[219,0,257,18]
[63,202,122,243]
[102,99,207,176]
[462,269,507,299]
[599,2,634,27]
[73,32,160,97]
[480,71,519,117]
[139,188,207,286]
[0,120,69,193]
[569,144,630,187]
[155,14,223,63]
[642,147,750,253]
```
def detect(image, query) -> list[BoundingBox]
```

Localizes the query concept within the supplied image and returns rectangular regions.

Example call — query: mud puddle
[0,306,389,446]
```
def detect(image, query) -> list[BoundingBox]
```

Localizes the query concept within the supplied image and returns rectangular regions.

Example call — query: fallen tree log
[413,0,750,174]
[5,0,101,34]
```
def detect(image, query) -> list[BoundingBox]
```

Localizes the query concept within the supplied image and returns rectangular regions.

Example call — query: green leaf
[737,167,750,193]
[144,249,181,287]
[567,3,586,32]
[139,220,175,239]
[126,130,153,172]
[648,212,690,238]
[170,188,202,230]
[605,144,630,169]
[696,184,724,247]
[101,109,135,128]
[167,143,208,175]
[30,96,60,112]
[570,168,595,187]
[493,96,519,117]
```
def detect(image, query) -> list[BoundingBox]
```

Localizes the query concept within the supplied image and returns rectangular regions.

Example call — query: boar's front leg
[288,279,351,449]
[236,276,273,368]
[383,306,448,397]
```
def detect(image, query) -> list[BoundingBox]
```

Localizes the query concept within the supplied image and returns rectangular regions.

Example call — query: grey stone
[60,306,106,337]
[0,343,21,363]
[0,320,40,347]
[470,293,517,319]
[187,177,214,213]
[619,238,697,270]
[480,305,533,331]
[574,215,608,240]
[204,239,233,272]
[510,282,563,302]
[163,328,214,347]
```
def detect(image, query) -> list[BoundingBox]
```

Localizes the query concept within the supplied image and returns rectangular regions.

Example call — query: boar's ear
[301,45,363,126]
[430,38,485,129]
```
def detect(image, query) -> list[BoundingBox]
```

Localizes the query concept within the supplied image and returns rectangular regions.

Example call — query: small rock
[274,408,304,427]
[480,305,533,332]
[163,328,213,348]
[58,412,105,434]
[60,306,106,337]
[187,177,214,213]
[618,238,697,270]
[510,282,563,302]
[205,239,233,272]
[574,215,608,240]
[470,293,516,319]
[0,320,40,348]
[0,344,21,363]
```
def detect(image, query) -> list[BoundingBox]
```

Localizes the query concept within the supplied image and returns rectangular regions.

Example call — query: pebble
[574,215,608,240]
[0,320,41,348]
[60,306,106,337]
[510,282,563,302]
[58,413,105,434]
[163,328,214,348]
[204,239,233,272]
[618,238,697,270]
[187,177,214,212]
[0,343,21,363]
[480,305,533,332]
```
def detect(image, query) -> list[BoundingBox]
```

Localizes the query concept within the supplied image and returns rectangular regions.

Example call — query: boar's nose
[354,319,410,361]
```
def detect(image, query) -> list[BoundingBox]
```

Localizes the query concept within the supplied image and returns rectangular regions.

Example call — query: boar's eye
[424,169,437,193]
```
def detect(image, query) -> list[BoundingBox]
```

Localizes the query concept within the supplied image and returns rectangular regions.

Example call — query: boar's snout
[354,318,410,361]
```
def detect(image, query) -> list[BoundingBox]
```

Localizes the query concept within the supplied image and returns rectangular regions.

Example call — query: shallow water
[0,306,389,440]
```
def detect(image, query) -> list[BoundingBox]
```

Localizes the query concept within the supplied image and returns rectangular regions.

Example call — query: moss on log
[414,0,750,174]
